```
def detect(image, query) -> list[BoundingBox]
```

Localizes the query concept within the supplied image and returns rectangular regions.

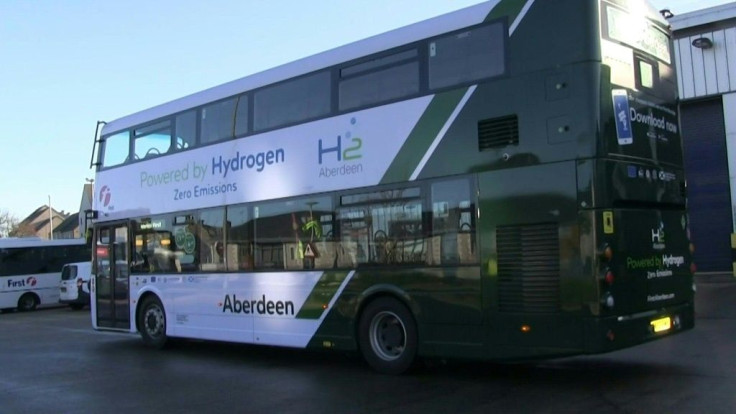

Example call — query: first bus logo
[6,277,35,288]
[99,185,112,208]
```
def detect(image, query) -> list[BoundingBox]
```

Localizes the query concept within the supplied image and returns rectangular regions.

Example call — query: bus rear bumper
[583,302,694,354]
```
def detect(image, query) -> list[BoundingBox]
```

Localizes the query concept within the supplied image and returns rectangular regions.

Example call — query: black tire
[358,297,417,375]
[137,295,168,349]
[69,304,85,311]
[17,293,38,312]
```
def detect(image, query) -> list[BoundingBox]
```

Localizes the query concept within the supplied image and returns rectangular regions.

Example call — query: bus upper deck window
[201,98,236,144]
[101,131,130,168]
[428,22,506,90]
[639,61,654,88]
[634,56,658,90]
[175,110,197,150]
[134,120,172,160]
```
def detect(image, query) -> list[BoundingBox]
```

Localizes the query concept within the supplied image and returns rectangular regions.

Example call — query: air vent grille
[497,223,560,313]
[478,115,519,150]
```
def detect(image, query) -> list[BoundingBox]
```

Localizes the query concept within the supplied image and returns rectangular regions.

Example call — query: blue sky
[0,0,730,220]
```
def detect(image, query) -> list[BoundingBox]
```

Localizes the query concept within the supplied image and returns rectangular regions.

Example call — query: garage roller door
[681,98,731,272]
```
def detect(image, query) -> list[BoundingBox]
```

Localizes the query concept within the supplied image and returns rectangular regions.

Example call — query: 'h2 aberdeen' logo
[317,117,363,165]
[99,185,112,208]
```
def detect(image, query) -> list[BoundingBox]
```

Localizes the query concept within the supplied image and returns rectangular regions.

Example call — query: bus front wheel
[138,296,168,349]
[17,293,38,312]
[358,297,417,375]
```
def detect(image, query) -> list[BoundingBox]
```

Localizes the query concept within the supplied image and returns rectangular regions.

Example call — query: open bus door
[94,222,131,330]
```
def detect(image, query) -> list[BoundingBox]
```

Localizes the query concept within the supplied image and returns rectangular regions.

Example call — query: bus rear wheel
[358,297,417,375]
[17,293,38,312]
[138,296,167,349]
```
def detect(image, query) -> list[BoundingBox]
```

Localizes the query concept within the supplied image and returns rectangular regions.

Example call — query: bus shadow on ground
[95,334,694,384]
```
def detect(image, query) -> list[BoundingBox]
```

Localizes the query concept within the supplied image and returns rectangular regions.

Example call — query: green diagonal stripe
[380,87,468,184]
[378,1,530,185]
[485,0,528,23]
[295,271,350,319]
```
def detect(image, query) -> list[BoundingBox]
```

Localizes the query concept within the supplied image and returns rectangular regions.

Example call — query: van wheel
[17,293,38,312]
[138,296,167,349]
[358,297,417,375]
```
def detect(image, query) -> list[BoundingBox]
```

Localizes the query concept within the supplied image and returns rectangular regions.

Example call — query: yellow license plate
[650,317,672,333]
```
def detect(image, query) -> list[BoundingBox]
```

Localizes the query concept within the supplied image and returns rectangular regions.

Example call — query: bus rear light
[604,270,615,285]
[602,293,615,309]
[606,330,615,341]
[673,315,681,328]
[690,263,697,274]
[689,243,695,254]
[598,244,613,261]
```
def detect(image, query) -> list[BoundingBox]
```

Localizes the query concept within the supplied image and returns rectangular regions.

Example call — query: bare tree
[0,209,18,238]
[10,221,36,238]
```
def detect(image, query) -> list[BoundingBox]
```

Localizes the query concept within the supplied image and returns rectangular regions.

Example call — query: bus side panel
[126,268,484,357]
[309,267,485,359]
[416,62,601,181]
[1,272,62,309]
[477,161,590,358]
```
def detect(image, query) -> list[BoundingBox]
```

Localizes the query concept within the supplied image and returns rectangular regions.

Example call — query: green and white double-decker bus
[90,0,694,374]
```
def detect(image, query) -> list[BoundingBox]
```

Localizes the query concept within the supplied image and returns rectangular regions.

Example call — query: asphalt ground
[0,273,733,413]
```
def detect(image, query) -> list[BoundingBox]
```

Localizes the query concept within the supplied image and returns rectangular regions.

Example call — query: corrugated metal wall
[674,27,736,99]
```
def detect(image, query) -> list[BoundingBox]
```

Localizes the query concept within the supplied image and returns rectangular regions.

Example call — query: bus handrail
[89,120,106,169]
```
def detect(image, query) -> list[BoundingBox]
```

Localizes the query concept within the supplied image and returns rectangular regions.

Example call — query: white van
[59,262,92,310]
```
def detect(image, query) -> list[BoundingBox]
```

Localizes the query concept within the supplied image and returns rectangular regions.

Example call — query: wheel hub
[370,311,406,361]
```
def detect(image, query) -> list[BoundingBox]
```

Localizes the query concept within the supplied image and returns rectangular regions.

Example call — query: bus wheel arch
[17,293,39,312]
[357,294,418,375]
[136,293,168,349]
